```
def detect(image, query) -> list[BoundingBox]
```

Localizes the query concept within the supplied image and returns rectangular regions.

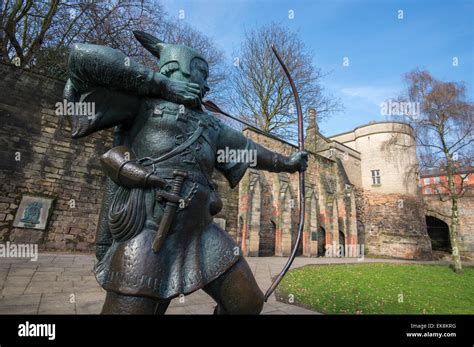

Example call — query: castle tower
[329,121,432,260]
[329,122,419,195]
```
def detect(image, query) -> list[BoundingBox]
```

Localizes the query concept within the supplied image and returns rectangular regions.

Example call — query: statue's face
[189,58,210,99]
[166,58,210,100]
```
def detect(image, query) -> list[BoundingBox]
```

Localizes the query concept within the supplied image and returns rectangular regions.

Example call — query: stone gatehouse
[1,63,472,260]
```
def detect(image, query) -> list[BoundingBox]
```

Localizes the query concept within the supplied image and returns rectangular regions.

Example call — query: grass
[277,263,474,314]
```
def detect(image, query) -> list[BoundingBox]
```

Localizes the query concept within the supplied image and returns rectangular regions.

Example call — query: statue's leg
[203,257,264,315]
[101,291,170,315]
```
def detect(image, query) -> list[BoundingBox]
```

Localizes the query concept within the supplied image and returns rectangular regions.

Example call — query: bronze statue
[64,31,307,314]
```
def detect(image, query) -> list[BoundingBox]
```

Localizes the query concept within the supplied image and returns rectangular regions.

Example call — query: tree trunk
[449,198,463,273]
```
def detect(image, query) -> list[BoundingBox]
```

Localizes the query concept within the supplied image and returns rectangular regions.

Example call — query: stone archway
[260,220,276,256]
[339,230,346,257]
[318,226,326,257]
[426,216,451,252]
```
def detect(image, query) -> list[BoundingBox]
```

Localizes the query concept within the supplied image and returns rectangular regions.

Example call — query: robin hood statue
[64,31,307,314]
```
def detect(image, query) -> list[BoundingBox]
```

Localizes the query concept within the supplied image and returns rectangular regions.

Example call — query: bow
[263,45,305,302]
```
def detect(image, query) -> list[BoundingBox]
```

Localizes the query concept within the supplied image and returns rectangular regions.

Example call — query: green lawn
[277,263,474,314]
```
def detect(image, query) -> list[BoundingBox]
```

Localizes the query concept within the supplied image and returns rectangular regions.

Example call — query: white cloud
[340,86,400,106]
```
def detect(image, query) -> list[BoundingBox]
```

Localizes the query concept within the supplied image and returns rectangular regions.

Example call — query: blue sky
[160,0,473,136]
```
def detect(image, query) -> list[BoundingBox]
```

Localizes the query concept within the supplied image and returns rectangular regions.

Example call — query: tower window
[371,170,381,185]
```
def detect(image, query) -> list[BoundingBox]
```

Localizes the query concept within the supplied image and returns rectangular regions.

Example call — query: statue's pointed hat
[133,30,208,76]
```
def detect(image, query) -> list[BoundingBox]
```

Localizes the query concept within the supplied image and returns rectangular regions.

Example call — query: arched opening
[259,219,276,257]
[306,193,318,257]
[426,216,451,252]
[339,231,345,257]
[317,226,326,257]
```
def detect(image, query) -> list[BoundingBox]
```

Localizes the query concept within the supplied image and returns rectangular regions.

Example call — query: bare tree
[226,23,340,141]
[394,69,474,273]
[0,0,60,67]
[0,0,226,95]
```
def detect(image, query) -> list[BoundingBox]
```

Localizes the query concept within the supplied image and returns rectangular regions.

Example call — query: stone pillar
[238,171,262,257]
[247,176,261,256]
[275,175,293,257]
[303,189,318,257]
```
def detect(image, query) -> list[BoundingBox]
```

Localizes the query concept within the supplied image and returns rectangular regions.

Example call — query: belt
[153,168,209,187]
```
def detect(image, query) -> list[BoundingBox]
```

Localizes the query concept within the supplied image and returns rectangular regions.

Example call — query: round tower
[331,121,419,196]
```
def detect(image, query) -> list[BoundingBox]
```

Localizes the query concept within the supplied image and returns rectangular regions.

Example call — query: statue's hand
[162,78,201,107]
[288,151,308,173]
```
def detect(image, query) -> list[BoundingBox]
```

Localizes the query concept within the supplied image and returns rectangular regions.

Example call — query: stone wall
[0,63,113,251]
[238,128,359,257]
[0,63,243,251]
[356,190,432,259]
[423,194,474,257]
[1,62,463,261]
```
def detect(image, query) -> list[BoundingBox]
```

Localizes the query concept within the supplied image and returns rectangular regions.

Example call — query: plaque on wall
[12,195,54,230]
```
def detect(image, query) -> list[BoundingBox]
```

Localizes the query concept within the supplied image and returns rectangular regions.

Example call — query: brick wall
[356,190,432,259]
[1,62,454,261]
[0,63,113,251]
[424,195,474,257]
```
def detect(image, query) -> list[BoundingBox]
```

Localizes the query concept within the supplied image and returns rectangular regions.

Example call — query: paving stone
[262,309,287,315]
[76,300,103,314]
[183,303,215,314]
[0,305,39,314]
[166,306,190,315]
[276,304,317,314]
[57,275,80,282]
[2,285,27,296]
[0,252,328,315]
[35,266,65,272]
[0,294,41,307]
[31,273,58,282]
[72,285,102,293]
[25,281,73,294]
[38,293,76,314]
[4,275,32,285]
[64,269,93,276]
[7,268,37,276]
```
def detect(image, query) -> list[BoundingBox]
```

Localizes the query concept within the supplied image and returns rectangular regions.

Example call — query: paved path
[0,253,462,315]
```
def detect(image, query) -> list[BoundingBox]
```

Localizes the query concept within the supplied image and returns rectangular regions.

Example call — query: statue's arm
[68,43,201,104]
[63,80,139,138]
[215,124,307,187]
